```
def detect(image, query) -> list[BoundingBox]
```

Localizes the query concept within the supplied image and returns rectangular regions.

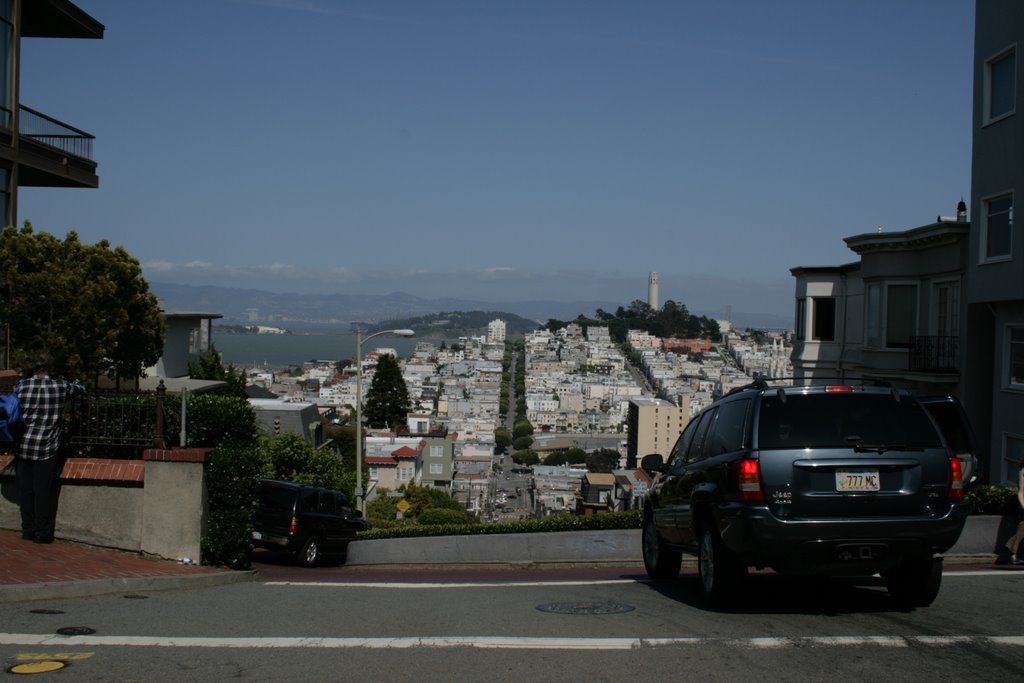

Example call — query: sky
[18,0,975,319]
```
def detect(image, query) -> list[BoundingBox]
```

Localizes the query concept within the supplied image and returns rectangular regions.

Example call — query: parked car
[252,479,368,566]
[640,380,971,607]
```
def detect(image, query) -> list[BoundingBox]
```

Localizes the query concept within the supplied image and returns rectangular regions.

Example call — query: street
[1,563,1022,681]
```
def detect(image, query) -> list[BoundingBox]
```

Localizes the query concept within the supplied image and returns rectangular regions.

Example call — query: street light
[354,328,414,513]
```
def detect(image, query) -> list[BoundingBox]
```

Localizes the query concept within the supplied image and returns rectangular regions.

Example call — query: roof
[585,473,616,486]
[391,446,420,458]
[365,456,397,466]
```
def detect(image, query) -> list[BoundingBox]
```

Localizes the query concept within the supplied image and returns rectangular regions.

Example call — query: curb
[0,569,256,604]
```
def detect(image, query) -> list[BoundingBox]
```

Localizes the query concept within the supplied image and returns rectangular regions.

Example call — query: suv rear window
[258,485,297,514]
[757,393,942,449]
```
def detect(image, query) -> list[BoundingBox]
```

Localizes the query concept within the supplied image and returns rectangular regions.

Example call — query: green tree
[362,353,412,429]
[188,343,248,398]
[512,419,534,439]
[544,451,569,466]
[494,427,512,452]
[261,432,343,489]
[512,449,540,466]
[512,435,534,451]
[586,448,620,473]
[0,225,164,380]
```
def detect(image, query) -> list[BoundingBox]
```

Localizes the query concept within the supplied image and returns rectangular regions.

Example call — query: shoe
[1012,557,1024,566]
[20,533,34,541]
[32,536,53,544]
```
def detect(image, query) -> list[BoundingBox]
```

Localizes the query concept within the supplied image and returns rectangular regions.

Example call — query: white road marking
[0,634,1021,650]
[263,579,638,589]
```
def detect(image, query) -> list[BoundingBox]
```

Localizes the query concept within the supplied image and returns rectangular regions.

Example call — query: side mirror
[641,453,667,474]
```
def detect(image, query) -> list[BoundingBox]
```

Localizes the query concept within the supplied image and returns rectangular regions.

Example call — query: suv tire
[297,536,321,567]
[885,555,943,607]
[642,516,682,579]
[698,525,746,605]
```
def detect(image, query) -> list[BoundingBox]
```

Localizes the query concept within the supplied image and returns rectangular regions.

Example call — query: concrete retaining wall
[346,516,1017,566]
[0,449,210,562]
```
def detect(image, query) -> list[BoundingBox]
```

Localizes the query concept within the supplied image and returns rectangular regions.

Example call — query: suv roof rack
[725,375,897,396]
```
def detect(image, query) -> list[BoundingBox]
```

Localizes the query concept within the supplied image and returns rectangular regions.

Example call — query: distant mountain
[149,282,792,331]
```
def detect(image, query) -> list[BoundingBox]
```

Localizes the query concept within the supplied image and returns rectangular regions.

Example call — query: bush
[165,393,259,449]
[417,508,471,526]
[261,432,344,490]
[201,444,268,569]
[357,509,642,541]
[965,485,1019,515]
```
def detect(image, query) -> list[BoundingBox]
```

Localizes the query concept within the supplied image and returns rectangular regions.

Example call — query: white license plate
[252,531,262,540]
[835,469,880,492]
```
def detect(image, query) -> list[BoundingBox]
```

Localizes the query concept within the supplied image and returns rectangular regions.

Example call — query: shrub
[165,393,259,449]
[965,485,1019,515]
[201,444,268,569]
[260,432,344,490]
[417,508,471,526]
[357,509,642,541]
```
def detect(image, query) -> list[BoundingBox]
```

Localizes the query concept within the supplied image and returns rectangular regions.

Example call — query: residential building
[1,0,103,227]
[625,397,689,465]
[487,318,506,344]
[965,0,1024,484]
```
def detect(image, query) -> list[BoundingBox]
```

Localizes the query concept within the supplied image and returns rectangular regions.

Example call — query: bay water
[213,332,423,368]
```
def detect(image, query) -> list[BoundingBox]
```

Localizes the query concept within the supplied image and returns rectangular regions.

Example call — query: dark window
[258,485,297,514]
[299,489,319,514]
[988,49,1016,121]
[668,416,700,474]
[886,284,917,348]
[706,399,750,455]
[985,194,1013,260]
[795,298,807,341]
[758,393,942,449]
[686,407,718,463]
[811,298,836,341]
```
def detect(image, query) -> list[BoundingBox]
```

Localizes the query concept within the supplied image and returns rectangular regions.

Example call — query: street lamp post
[354,328,414,513]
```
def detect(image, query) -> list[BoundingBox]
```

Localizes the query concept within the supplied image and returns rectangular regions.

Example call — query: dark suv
[640,380,972,607]
[252,479,369,566]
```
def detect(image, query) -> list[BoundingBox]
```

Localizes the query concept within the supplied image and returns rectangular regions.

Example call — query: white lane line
[0,634,1021,650]
[263,571,1018,589]
[263,579,640,588]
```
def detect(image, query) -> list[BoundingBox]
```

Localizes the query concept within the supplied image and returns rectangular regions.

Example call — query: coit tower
[648,272,659,310]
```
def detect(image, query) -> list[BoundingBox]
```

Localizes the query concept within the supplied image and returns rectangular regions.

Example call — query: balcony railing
[19,105,94,160]
[908,335,959,373]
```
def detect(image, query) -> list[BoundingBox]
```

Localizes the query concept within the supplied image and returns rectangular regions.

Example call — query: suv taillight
[737,459,765,501]
[289,516,299,534]
[947,457,964,500]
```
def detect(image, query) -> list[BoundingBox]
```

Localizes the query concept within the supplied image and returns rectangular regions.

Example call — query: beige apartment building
[626,397,690,465]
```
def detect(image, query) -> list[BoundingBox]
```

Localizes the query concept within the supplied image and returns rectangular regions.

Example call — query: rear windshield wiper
[850,443,925,453]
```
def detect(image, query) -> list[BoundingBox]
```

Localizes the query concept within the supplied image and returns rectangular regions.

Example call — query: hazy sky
[18,0,974,318]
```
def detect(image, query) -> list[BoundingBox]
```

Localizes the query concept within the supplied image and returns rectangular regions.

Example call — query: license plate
[835,469,880,492]
[252,531,262,540]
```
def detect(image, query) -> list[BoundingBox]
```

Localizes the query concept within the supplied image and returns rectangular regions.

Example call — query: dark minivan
[252,479,369,566]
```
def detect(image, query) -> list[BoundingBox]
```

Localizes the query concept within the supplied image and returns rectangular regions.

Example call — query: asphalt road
[1,564,1022,681]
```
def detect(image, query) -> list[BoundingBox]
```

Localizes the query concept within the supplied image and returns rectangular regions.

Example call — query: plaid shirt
[15,374,85,461]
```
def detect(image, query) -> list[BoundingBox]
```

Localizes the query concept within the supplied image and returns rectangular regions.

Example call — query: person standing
[14,350,84,544]
[1007,460,1024,565]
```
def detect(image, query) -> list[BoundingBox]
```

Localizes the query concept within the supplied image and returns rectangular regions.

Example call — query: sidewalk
[0,530,253,604]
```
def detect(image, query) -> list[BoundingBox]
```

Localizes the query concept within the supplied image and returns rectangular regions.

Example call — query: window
[983,194,1013,261]
[811,297,836,341]
[1008,326,1024,389]
[429,463,443,475]
[430,445,443,458]
[705,399,750,456]
[865,282,918,349]
[985,47,1016,124]
[934,281,960,337]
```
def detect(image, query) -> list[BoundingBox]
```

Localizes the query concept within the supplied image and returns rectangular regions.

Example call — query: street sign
[396,499,411,513]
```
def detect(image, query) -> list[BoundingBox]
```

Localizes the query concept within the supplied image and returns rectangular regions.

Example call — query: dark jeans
[15,456,62,540]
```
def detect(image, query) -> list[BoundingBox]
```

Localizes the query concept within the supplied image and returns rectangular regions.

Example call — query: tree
[0,225,164,380]
[261,432,343,489]
[188,343,248,398]
[494,427,512,452]
[512,419,534,439]
[362,353,412,429]
[512,449,540,466]
[586,448,620,473]
[512,435,534,451]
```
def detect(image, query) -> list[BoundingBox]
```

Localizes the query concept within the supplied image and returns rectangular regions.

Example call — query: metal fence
[64,384,168,459]
[908,335,959,373]
[19,105,95,161]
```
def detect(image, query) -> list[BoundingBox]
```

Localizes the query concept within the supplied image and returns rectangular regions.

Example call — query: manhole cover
[29,609,64,614]
[123,594,149,599]
[536,601,635,615]
[56,627,96,636]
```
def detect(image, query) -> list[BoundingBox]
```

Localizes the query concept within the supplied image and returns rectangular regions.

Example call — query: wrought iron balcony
[908,335,959,373]
[19,105,94,160]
